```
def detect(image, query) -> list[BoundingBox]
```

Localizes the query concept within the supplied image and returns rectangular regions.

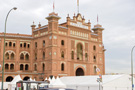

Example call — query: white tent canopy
[0,82,11,89]
[8,75,22,90]
[60,74,132,90]
[49,76,66,88]
[45,77,48,81]
[11,75,22,84]
[103,75,132,90]
[50,76,55,84]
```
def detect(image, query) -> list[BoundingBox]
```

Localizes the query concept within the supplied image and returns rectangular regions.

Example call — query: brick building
[0,12,105,82]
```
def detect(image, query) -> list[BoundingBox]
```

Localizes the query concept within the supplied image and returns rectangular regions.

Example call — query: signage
[17,83,21,87]
[17,83,21,90]
[96,68,102,82]
[70,22,88,29]
[96,68,100,72]
[132,84,134,88]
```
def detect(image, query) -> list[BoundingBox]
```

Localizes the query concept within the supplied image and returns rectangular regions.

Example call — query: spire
[31,21,36,30]
[67,14,69,17]
[38,22,41,28]
[77,0,79,13]
[33,21,35,25]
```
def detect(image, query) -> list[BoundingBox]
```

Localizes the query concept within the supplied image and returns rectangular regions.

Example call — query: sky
[0,0,135,74]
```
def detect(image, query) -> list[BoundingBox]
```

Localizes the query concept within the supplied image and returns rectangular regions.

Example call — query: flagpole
[97,14,98,24]
[77,0,79,13]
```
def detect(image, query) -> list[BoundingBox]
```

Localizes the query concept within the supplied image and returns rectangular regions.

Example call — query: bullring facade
[0,12,105,81]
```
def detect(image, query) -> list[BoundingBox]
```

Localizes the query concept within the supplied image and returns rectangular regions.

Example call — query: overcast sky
[0,0,135,74]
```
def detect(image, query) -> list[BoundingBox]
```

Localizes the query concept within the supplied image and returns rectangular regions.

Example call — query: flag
[53,2,55,12]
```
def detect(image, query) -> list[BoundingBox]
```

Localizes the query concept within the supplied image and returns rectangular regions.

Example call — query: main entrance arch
[6,76,13,82]
[23,76,30,81]
[76,68,84,76]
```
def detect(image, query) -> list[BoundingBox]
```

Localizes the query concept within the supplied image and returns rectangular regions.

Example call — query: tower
[92,23,105,75]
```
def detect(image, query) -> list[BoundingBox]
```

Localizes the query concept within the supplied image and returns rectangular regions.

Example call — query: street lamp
[97,78,101,90]
[131,46,135,90]
[1,7,17,90]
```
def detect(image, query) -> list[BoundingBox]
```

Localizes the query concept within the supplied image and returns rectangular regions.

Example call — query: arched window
[35,42,37,48]
[20,53,24,60]
[42,63,45,72]
[94,66,97,74]
[23,76,30,81]
[6,76,13,82]
[11,53,14,60]
[61,51,64,58]
[93,45,96,51]
[77,43,83,60]
[25,64,29,70]
[85,53,88,60]
[43,40,45,47]
[43,52,45,59]
[5,42,8,47]
[20,43,22,47]
[34,64,37,71]
[5,53,9,60]
[28,44,30,48]
[20,64,23,70]
[35,53,37,60]
[10,64,14,70]
[71,51,74,59]
[13,43,15,47]
[24,43,26,48]
[9,42,12,47]
[25,54,29,60]
[61,63,64,71]
[61,40,64,45]
[94,56,96,62]
[5,64,9,70]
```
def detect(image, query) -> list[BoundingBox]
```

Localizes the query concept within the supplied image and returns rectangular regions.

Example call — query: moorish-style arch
[10,64,14,70]
[5,50,16,55]
[25,53,29,60]
[77,43,83,60]
[61,51,64,58]
[5,64,9,70]
[34,64,37,71]
[5,53,9,60]
[11,53,15,60]
[20,51,30,60]
[5,50,16,60]
[19,51,30,56]
[42,63,45,72]
[25,64,29,70]
[61,63,64,71]
[20,53,24,60]
[6,76,13,82]
[76,68,84,76]
[23,76,30,81]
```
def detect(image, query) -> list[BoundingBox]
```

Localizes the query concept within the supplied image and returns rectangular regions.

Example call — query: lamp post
[97,78,101,90]
[1,7,17,90]
[131,46,135,90]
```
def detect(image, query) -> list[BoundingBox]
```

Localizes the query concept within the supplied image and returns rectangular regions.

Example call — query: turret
[46,12,61,33]
[31,22,36,37]
[92,24,104,42]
